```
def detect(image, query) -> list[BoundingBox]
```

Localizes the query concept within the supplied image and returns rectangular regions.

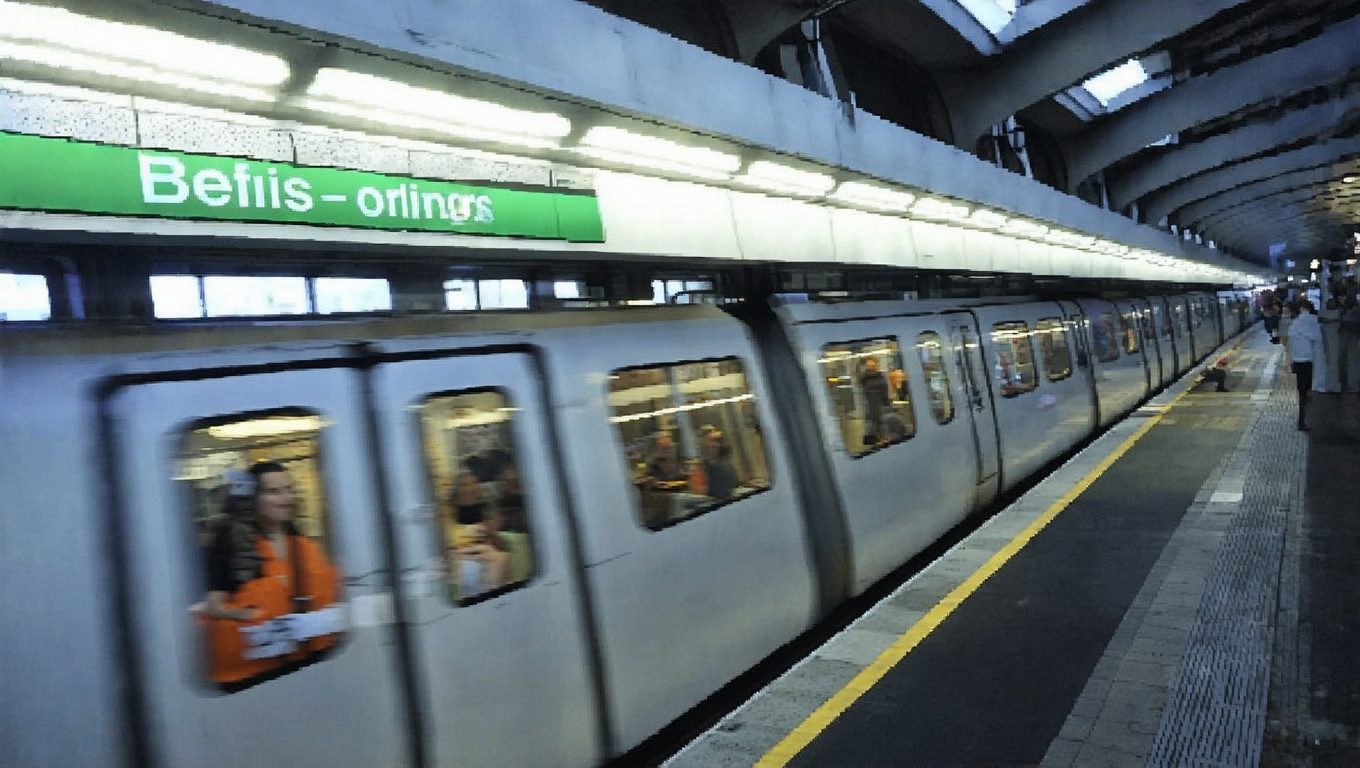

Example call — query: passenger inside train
[609,359,772,529]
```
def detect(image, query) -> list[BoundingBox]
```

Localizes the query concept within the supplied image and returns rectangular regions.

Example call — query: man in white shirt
[1287,299,1324,430]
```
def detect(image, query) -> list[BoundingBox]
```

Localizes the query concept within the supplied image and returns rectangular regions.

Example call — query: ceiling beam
[937,0,1253,150]
[1179,168,1349,231]
[1106,89,1360,210]
[1065,13,1360,189]
[1141,136,1360,224]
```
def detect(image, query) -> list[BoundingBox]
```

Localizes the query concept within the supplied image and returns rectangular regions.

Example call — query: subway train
[0,288,1252,768]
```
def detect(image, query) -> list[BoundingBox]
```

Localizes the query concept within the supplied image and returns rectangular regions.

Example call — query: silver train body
[0,291,1250,768]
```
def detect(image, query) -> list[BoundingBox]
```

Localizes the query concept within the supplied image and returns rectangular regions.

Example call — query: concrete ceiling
[582,0,1360,266]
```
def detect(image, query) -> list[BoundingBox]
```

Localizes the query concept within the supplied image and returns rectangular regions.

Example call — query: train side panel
[779,308,981,594]
[368,347,603,768]
[542,315,817,753]
[108,357,411,768]
[971,302,1096,492]
[1076,298,1149,426]
[0,355,126,768]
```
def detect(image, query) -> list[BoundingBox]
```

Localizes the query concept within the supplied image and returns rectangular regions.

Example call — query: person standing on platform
[1287,299,1324,430]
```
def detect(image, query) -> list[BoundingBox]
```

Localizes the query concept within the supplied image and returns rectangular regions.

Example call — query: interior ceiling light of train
[0,0,1267,289]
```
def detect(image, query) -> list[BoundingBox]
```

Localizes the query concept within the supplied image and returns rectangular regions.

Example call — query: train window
[1154,304,1171,340]
[417,390,535,604]
[1034,319,1072,381]
[177,410,345,693]
[1090,313,1121,362]
[1141,309,1156,341]
[990,322,1038,397]
[1120,313,1140,354]
[607,359,772,529]
[1173,303,1190,335]
[915,332,954,424]
[819,338,916,457]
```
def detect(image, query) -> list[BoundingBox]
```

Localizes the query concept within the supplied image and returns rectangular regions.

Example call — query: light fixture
[575,125,740,180]
[305,68,571,150]
[1001,218,1050,238]
[1044,230,1097,248]
[909,196,971,222]
[828,181,915,212]
[967,209,1008,229]
[0,1,289,101]
[734,160,836,197]
[206,416,326,441]
[1344,176,1359,183]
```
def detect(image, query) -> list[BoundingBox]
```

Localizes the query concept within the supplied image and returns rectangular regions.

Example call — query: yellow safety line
[756,385,1196,767]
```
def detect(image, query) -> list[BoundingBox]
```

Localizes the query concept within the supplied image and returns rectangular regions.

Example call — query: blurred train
[0,288,1253,768]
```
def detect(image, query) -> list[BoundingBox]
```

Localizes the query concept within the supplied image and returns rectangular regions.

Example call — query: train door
[369,349,602,768]
[1138,299,1165,388]
[1056,299,1097,422]
[106,364,411,768]
[945,312,999,504]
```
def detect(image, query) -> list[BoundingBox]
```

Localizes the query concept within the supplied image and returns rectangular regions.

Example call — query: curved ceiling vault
[583,0,1360,266]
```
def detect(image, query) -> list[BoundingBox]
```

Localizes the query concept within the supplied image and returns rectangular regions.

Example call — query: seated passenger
[447,471,509,599]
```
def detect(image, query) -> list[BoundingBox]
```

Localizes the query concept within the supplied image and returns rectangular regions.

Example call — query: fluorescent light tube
[0,1,288,92]
[967,209,1008,229]
[910,196,971,221]
[829,181,915,212]
[1044,230,1096,248]
[576,126,740,179]
[307,69,571,148]
[735,160,835,197]
[1002,218,1049,238]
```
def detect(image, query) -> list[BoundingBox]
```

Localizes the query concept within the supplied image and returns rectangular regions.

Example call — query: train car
[0,292,1247,768]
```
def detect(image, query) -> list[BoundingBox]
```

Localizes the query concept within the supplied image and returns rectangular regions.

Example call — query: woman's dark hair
[247,461,288,489]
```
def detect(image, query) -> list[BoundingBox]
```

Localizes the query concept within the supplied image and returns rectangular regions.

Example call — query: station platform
[665,328,1360,767]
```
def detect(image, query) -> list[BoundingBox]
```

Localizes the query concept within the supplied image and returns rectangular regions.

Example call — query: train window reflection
[991,322,1038,397]
[418,390,534,604]
[820,338,916,457]
[607,358,772,529]
[1034,319,1072,381]
[915,332,954,424]
[177,410,344,693]
[1091,314,1121,362]
[1141,309,1156,341]
[1154,304,1171,339]
[1120,312,1141,354]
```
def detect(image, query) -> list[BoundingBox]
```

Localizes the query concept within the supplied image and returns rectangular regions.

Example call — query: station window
[991,322,1038,397]
[1120,312,1141,354]
[652,279,715,305]
[313,278,392,314]
[177,410,344,692]
[819,338,916,456]
[443,278,529,310]
[417,390,534,604]
[607,359,771,529]
[915,332,954,424]
[151,274,393,318]
[1034,319,1072,381]
[1090,313,1121,362]
[0,272,51,322]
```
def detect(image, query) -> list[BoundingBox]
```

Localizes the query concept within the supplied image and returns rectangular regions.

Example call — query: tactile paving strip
[1143,353,1302,768]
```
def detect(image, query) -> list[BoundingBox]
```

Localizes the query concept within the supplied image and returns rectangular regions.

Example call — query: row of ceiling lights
[0,0,1255,281]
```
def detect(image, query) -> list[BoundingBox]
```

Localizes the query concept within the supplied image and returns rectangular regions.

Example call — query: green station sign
[0,131,605,242]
